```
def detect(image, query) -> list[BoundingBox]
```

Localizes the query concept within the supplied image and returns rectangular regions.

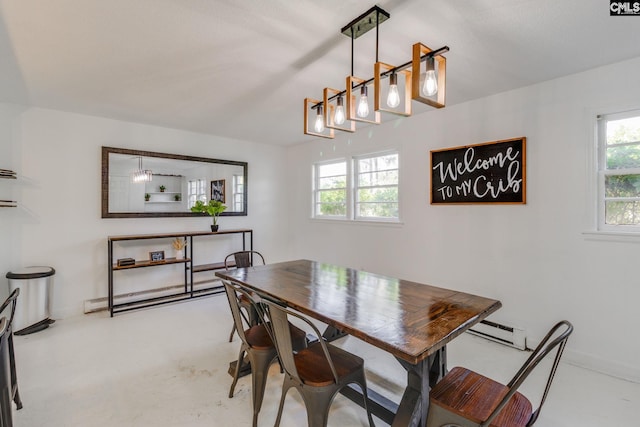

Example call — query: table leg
[392,347,447,427]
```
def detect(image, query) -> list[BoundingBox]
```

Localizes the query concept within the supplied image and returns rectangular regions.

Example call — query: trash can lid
[6,266,55,279]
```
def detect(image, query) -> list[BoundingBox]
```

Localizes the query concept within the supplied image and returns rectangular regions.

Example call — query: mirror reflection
[102,147,247,218]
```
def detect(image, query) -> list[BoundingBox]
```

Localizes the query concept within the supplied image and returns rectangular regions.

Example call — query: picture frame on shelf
[149,250,165,262]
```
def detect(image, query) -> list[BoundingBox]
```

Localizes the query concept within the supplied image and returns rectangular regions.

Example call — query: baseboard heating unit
[468,319,526,350]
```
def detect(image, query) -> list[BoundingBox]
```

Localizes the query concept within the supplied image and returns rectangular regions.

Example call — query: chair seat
[245,322,306,351]
[294,342,364,387]
[430,367,533,427]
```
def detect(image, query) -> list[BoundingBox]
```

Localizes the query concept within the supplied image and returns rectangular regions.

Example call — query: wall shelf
[107,229,253,316]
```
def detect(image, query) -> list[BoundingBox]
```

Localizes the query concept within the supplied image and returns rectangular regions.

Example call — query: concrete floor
[10,294,640,426]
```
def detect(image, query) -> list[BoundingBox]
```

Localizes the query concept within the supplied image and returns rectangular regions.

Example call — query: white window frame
[353,152,400,222]
[313,159,350,219]
[312,150,400,223]
[597,109,640,233]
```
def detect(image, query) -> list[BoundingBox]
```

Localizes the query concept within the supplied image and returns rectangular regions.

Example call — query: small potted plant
[159,185,166,192]
[172,238,187,260]
[174,194,181,202]
[144,193,150,202]
[190,200,227,232]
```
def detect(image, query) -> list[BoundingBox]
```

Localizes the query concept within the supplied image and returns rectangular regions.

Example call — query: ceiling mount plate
[341,5,390,39]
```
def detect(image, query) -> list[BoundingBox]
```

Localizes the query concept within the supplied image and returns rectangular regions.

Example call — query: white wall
[286,56,640,382]
[0,106,289,318]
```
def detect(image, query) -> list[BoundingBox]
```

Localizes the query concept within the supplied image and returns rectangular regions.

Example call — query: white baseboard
[83,279,223,313]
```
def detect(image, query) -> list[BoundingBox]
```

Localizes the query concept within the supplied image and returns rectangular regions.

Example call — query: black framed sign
[430,137,526,204]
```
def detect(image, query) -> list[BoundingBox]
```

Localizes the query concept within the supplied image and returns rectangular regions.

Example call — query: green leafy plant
[159,185,166,192]
[144,193,150,201]
[190,200,227,226]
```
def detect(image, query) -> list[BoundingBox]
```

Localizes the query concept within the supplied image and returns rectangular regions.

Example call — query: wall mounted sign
[430,137,526,204]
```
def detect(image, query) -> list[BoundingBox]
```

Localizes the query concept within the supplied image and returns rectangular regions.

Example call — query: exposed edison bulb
[422,58,438,96]
[314,105,325,133]
[387,73,400,108]
[357,86,369,118]
[334,96,345,125]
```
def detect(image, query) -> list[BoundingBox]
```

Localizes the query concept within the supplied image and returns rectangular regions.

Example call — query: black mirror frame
[101,146,248,218]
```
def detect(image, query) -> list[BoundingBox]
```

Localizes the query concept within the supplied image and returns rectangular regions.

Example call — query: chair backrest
[0,289,19,330]
[484,320,573,427]
[224,251,265,270]
[262,300,339,386]
[222,281,259,347]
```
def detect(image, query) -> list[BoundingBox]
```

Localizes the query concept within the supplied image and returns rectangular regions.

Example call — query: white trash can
[6,266,56,335]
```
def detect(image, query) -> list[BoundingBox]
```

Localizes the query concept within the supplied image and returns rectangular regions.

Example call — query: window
[354,153,399,220]
[313,151,399,221]
[597,110,640,231]
[232,174,244,212]
[314,160,348,218]
[188,179,207,208]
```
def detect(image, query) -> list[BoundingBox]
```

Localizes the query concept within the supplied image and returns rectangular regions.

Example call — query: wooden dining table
[215,259,502,427]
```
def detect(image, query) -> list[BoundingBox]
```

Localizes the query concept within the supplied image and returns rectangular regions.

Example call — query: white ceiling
[1,0,639,146]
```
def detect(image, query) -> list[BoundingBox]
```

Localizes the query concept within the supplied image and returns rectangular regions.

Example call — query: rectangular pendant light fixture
[374,62,412,116]
[411,42,447,108]
[303,6,448,139]
[304,98,334,139]
[324,87,355,133]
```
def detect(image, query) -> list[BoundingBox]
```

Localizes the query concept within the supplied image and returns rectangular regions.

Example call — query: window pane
[358,170,398,186]
[358,187,398,203]
[607,116,640,145]
[318,162,346,177]
[606,145,640,169]
[316,203,346,216]
[358,154,398,172]
[357,203,398,218]
[605,201,640,225]
[318,189,346,204]
[605,174,640,197]
[319,176,346,190]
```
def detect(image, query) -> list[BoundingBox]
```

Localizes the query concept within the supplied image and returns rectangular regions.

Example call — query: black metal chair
[262,299,376,427]
[0,289,22,412]
[0,317,13,426]
[224,251,266,342]
[222,280,307,427]
[427,320,573,427]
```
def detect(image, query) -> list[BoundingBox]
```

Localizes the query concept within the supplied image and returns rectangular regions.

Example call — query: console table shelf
[108,229,252,316]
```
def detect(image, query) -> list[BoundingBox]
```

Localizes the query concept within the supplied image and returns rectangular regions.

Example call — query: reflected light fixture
[131,156,152,183]
[303,5,448,139]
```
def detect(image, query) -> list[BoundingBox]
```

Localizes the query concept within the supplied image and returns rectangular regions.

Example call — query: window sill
[582,230,640,242]
[310,217,404,227]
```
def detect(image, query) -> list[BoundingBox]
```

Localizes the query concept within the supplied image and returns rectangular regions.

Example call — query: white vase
[175,250,184,260]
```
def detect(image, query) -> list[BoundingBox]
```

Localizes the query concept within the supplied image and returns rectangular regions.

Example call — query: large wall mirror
[102,146,248,218]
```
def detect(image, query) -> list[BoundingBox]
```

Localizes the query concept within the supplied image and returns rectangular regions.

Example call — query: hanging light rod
[310,45,450,111]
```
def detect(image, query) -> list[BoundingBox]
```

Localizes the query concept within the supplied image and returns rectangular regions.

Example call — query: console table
[107,229,252,316]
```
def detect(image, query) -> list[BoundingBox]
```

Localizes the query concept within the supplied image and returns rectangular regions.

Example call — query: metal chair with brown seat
[0,289,22,412]
[0,317,13,426]
[262,299,376,427]
[224,251,265,342]
[426,320,573,427]
[222,280,307,427]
